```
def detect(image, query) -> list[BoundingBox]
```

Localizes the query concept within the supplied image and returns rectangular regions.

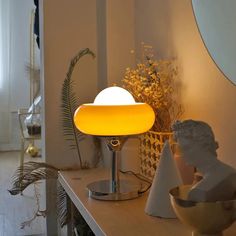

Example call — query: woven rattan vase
[139,131,175,181]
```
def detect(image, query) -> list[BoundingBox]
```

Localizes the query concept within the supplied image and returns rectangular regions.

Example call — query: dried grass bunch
[122,44,183,132]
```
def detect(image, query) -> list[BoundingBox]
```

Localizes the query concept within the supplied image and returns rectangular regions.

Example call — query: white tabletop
[58,168,236,236]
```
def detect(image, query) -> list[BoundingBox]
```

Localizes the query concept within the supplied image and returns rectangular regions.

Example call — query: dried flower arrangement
[122,44,183,132]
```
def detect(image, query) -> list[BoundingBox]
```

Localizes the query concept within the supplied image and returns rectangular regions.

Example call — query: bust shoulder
[188,172,236,201]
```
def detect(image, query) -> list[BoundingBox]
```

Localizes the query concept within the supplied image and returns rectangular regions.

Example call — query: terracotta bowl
[169,185,236,236]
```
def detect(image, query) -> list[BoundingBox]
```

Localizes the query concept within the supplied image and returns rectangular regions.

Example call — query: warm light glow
[94,86,135,105]
[74,86,155,136]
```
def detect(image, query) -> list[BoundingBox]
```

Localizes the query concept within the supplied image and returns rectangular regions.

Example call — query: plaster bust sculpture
[172,119,236,202]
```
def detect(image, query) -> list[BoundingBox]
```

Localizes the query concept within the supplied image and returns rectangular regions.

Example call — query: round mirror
[192,0,236,86]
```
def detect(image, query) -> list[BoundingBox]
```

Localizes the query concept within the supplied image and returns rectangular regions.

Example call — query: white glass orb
[94,86,136,105]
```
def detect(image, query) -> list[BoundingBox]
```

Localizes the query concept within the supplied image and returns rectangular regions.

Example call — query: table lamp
[74,86,155,200]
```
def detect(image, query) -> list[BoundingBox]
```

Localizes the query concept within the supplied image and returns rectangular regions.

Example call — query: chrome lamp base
[87,179,141,201]
[87,136,142,201]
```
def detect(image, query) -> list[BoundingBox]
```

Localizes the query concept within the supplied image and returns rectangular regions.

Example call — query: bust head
[172,120,219,166]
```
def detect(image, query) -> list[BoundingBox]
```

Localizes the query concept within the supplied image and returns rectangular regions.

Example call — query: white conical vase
[145,140,183,218]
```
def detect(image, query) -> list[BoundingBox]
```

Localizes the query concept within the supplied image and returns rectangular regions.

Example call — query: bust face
[177,136,200,166]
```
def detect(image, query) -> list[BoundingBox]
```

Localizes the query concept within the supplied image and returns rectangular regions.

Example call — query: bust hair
[172,120,219,156]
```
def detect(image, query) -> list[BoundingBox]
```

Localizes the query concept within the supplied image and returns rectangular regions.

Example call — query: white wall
[42,0,236,168]
[42,0,137,168]
[106,0,135,87]
[134,0,236,167]
[42,0,98,169]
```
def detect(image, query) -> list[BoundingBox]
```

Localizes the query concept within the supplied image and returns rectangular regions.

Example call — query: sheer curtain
[0,0,11,144]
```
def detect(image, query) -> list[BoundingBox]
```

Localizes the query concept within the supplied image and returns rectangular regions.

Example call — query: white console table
[58,168,236,236]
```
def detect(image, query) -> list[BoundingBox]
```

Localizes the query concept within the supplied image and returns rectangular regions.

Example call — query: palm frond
[8,162,70,229]
[8,161,59,195]
[74,211,95,236]
[57,183,95,234]
[57,183,69,227]
[61,48,95,167]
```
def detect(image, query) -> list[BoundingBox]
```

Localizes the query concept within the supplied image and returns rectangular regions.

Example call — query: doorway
[0,0,45,234]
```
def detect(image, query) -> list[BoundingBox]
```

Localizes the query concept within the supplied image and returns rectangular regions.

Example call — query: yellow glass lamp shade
[74,86,155,136]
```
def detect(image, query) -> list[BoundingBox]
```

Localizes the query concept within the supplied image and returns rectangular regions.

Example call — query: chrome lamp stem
[106,137,126,193]
[86,136,141,201]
